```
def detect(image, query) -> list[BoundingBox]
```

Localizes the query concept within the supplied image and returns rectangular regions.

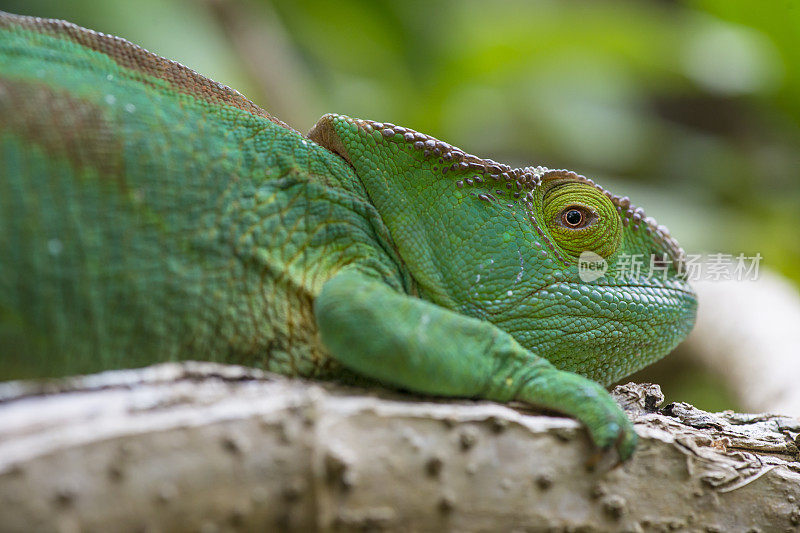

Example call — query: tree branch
[1,362,798,532]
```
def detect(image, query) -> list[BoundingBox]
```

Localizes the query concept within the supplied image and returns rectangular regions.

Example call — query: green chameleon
[0,12,696,460]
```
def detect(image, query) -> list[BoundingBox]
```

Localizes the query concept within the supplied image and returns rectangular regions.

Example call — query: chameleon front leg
[314,269,637,460]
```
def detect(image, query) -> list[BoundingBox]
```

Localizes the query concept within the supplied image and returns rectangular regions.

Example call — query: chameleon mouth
[533,280,698,341]
[526,281,698,384]
[616,282,697,300]
[575,280,698,321]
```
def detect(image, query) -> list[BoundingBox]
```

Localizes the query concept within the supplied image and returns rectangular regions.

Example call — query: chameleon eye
[535,171,622,261]
[561,207,590,229]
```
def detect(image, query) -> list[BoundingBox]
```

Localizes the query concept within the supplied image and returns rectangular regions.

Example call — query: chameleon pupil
[565,209,583,227]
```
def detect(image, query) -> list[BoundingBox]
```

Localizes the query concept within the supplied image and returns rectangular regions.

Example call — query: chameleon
[0,11,696,460]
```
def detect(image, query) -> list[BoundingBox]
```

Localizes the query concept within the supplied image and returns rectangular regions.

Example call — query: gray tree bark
[0,362,799,532]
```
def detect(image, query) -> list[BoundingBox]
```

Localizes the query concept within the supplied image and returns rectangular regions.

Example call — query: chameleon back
[0,12,400,379]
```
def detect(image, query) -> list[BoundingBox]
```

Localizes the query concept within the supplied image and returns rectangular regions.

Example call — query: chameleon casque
[0,12,697,460]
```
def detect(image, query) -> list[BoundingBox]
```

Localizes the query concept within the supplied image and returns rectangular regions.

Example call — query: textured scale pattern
[320,116,685,267]
[0,12,406,379]
[309,114,695,386]
[1,12,697,460]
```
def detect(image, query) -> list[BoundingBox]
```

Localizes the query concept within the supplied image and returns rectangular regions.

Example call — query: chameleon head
[507,168,698,384]
[310,114,697,385]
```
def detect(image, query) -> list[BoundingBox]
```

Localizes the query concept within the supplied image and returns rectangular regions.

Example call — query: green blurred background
[2,0,798,410]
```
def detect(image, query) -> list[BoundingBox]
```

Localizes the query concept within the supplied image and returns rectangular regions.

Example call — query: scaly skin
[0,12,697,460]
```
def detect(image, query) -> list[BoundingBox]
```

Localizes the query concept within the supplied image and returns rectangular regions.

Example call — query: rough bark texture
[1,362,799,532]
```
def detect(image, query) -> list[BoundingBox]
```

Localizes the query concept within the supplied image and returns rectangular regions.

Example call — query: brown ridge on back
[0,11,297,133]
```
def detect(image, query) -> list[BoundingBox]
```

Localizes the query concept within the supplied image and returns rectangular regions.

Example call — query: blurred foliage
[2,0,798,409]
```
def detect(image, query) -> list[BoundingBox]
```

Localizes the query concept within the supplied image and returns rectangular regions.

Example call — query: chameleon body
[0,12,696,459]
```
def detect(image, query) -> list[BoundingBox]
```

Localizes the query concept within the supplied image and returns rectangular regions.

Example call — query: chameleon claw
[584,414,638,471]
[583,433,634,471]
